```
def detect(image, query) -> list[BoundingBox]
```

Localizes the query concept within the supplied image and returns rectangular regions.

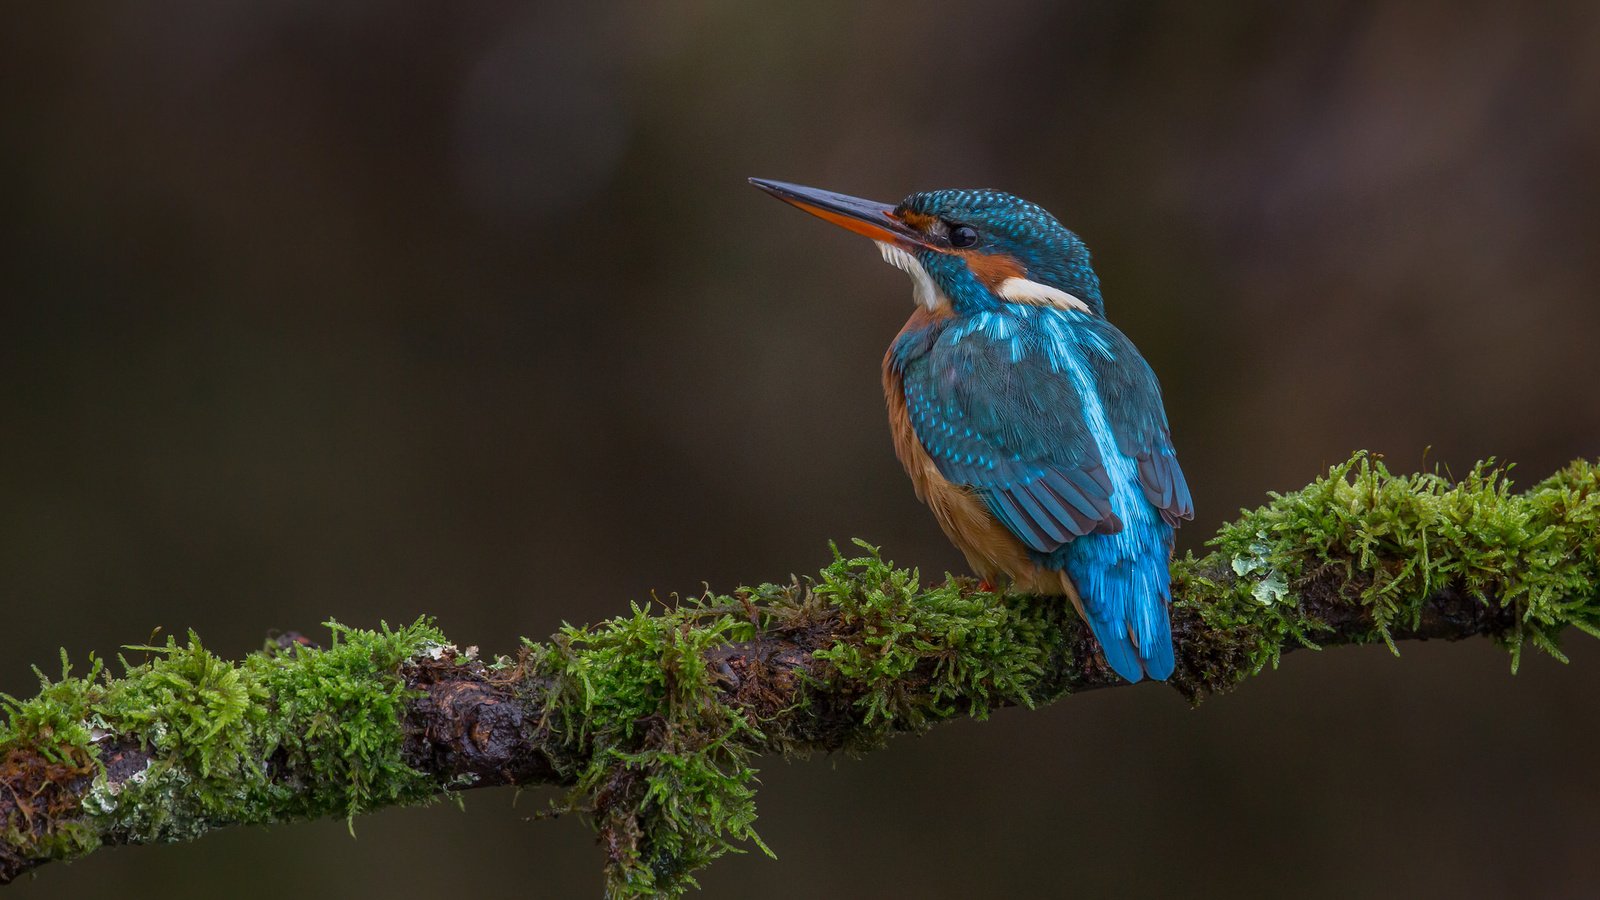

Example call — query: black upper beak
[748,178,930,248]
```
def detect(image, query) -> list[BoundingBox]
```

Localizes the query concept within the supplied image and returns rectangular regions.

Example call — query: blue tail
[1072,554,1176,683]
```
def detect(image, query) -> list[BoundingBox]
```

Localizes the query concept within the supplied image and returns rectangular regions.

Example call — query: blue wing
[1089,329,1194,527]
[896,325,1121,552]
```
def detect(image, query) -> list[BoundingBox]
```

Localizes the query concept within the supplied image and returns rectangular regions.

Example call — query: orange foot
[977,579,997,593]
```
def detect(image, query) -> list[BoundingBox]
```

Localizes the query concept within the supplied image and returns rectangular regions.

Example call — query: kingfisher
[750,178,1193,682]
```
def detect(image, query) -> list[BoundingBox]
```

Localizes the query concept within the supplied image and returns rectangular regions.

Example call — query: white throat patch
[995,276,1092,313]
[875,241,950,312]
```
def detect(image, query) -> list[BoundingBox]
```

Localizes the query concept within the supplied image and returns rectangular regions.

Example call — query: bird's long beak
[748,178,930,249]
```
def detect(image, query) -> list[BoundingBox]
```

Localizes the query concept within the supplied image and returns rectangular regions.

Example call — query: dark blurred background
[4,2,1599,897]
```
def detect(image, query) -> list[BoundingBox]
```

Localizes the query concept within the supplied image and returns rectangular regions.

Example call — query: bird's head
[750,178,1104,317]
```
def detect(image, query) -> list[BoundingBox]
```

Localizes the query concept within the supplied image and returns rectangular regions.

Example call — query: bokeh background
[4,2,1600,897]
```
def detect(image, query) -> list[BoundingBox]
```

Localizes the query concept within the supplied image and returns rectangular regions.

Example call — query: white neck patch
[995,276,1092,313]
[875,241,950,312]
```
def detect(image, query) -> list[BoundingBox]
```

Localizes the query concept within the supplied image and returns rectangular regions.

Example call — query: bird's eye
[948,224,979,248]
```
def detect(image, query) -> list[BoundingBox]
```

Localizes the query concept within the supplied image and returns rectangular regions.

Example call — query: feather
[894,313,1120,551]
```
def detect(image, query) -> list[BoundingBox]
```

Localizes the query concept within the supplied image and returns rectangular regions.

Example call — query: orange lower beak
[749,178,931,249]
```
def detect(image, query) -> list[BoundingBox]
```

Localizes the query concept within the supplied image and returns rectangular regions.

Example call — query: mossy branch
[3,453,1598,896]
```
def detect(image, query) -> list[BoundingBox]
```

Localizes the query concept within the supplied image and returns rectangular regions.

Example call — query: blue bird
[751,178,1193,682]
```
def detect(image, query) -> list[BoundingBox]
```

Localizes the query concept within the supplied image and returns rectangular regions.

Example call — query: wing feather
[1090,329,1194,528]
[898,321,1120,553]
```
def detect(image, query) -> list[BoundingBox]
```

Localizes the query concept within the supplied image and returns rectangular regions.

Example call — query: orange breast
[881,310,1081,607]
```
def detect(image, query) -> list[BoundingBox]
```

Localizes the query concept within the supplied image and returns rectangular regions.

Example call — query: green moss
[1193,453,1600,677]
[810,541,1067,741]
[524,602,769,898]
[510,541,1086,897]
[3,618,449,861]
[0,653,105,765]
[0,655,107,864]
[241,620,447,822]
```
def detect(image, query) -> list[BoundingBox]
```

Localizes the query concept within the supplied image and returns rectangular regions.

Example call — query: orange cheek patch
[959,250,1027,289]
[898,211,939,232]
